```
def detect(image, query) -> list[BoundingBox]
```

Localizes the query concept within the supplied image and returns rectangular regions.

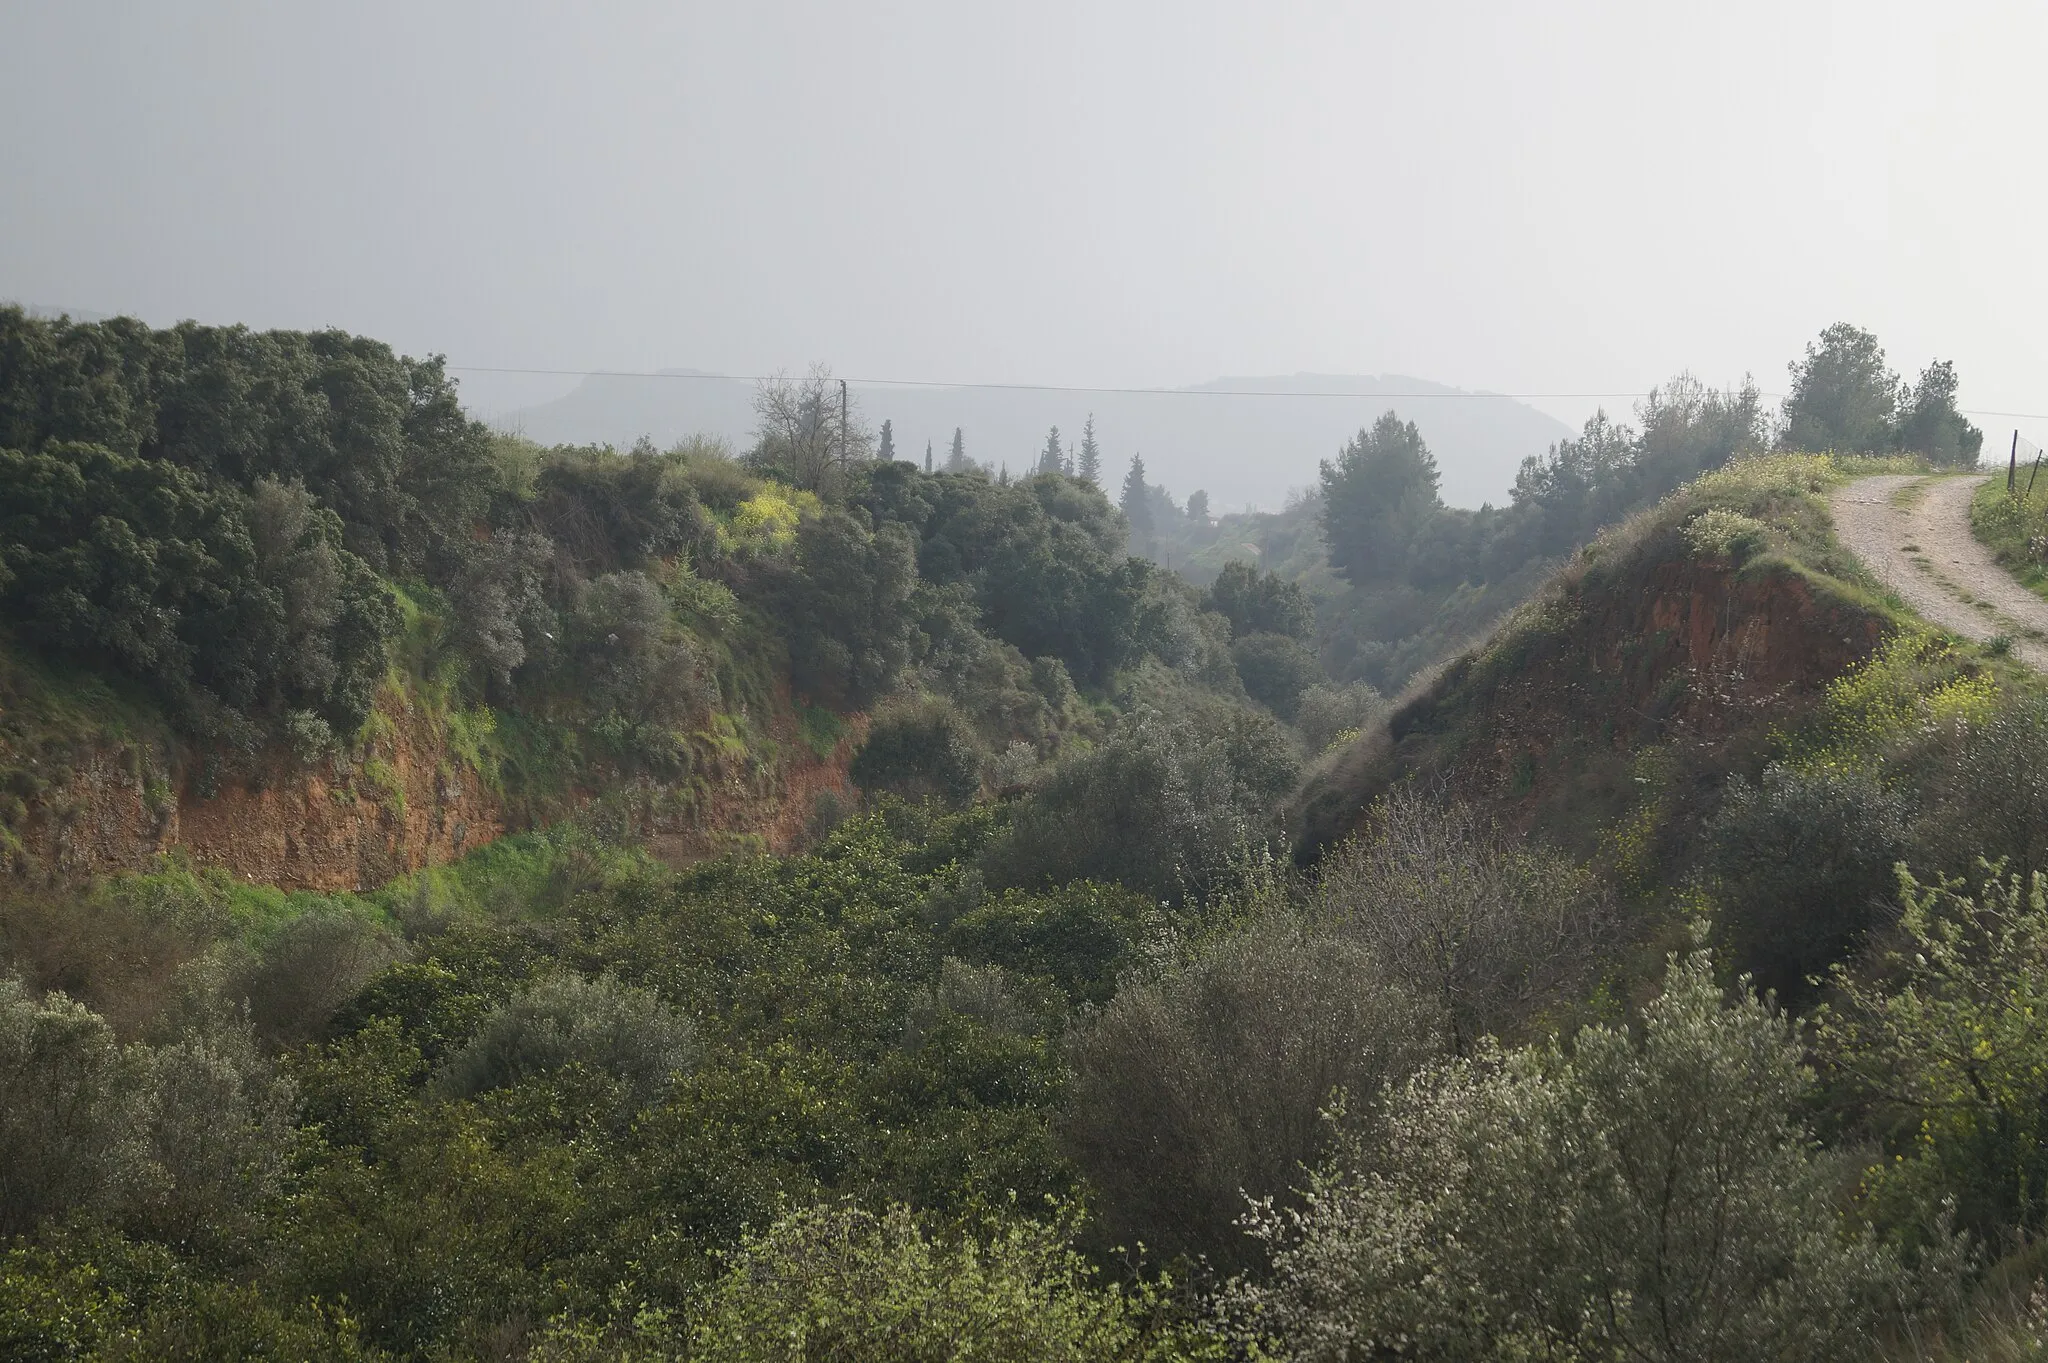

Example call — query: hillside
[1294,455,1903,864]
[12,316,2048,1360]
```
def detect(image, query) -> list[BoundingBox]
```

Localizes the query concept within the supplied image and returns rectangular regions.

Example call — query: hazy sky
[5,1,2045,441]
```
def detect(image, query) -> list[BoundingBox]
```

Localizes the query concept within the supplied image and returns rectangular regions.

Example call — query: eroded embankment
[9,684,861,892]
[1293,467,1891,864]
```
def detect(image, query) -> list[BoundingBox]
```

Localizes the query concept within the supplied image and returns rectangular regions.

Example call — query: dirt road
[1829,473,2048,669]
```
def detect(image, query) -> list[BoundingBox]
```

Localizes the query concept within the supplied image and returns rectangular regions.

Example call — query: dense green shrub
[1230,631,1321,720]
[561,570,707,728]
[943,880,1155,1005]
[1134,577,1239,692]
[0,1234,374,1363]
[434,970,696,1107]
[527,443,713,575]
[1909,691,2048,884]
[447,528,559,692]
[1822,865,2048,1247]
[898,470,1149,684]
[851,697,984,805]
[230,908,406,1048]
[0,979,153,1236]
[0,979,293,1242]
[984,711,1287,903]
[134,1021,296,1240]
[652,1202,1193,1362]
[1292,680,1384,752]
[1707,760,1909,1005]
[1063,914,1438,1271]
[0,443,395,735]
[1202,560,1314,640]
[759,509,919,707]
[904,582,1058,748]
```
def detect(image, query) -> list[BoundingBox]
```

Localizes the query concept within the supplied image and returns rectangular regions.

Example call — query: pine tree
[1038,426,1064,476]
[1318,412,1442,586]
[1120,454,1154,548]
[946,428,968,473]
[1077,414,1102,486]
[925,439,934,474]
[878,419,897,463]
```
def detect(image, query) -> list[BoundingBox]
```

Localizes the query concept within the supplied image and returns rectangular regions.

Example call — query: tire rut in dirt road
[1828,473,2048,670]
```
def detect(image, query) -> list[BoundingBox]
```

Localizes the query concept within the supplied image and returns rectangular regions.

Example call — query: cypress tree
[878,419,896,463]
[1120,454,1154,548]
[946,428,968,473]
[1077,414,1102,486]
[1038,426,1064,476]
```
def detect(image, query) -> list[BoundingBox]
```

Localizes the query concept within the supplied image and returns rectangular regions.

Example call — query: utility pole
[839,379,849,472]
[2010,429,2019,496]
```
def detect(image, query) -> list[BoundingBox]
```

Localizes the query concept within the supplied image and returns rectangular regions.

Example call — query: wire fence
[2007,431,2043,497]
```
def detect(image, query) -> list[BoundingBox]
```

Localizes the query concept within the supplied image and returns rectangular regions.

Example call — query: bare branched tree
[749,363,874,493]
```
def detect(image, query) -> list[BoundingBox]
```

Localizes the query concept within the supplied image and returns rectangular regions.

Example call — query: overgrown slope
[1293,455,1917,868]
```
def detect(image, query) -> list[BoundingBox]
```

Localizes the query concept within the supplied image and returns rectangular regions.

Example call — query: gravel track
[1828,473,2048,669]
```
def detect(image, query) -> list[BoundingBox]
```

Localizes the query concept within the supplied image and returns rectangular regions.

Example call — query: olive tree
[1312,790,1616,1053]
[435,971,696,1109]
[1062,915,1439,1272]
[1239,945,1947,1362]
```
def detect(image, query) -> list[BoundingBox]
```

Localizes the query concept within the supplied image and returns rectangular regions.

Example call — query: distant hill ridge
[503,368,1574,512]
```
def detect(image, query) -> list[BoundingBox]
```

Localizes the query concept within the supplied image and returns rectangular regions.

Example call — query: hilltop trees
[1497,377,1768,564]
[1895,358,1983,465]
[1783,322,1981,464]
[0,309,496,578]
[1783,323,1899,455]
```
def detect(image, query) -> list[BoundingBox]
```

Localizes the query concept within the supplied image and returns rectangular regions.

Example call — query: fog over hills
[500,370,1575,512]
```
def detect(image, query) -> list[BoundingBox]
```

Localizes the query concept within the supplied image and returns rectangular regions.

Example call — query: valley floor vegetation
[4,309,2041,1361]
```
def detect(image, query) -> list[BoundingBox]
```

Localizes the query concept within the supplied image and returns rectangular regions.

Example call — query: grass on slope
[1971,474,2048,604]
